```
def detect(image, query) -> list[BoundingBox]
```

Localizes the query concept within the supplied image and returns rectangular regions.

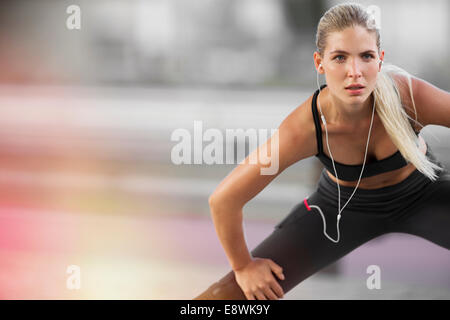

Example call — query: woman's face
[315,25,384,106]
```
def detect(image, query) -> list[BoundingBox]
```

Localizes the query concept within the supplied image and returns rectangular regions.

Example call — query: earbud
[317,65,326,126]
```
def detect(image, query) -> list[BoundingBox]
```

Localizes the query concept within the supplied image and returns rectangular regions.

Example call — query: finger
[244,291,255,300]
[274,270,285,281]
[268,260,285,280]
[262,286,279,300]
[270,280,285,299]
[254,291,267,300]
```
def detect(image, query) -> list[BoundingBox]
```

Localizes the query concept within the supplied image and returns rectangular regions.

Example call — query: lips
[345,84,365,89]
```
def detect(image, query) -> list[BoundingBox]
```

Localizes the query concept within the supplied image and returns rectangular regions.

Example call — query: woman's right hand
[234,258,285,300]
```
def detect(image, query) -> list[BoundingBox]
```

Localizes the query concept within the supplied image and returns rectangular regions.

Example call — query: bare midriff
[326,135,427,190]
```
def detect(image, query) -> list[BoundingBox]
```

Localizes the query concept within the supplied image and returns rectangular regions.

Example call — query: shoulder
[386,69,413,102]
[388,69,450,130]
[283,92,315,129]
[277,92,318,165]
[386,70,422,132]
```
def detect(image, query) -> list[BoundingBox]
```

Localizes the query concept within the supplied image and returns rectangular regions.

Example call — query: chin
[345,94,368,106]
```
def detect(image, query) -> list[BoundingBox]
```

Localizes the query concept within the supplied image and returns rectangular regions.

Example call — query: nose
[347,58,362,78]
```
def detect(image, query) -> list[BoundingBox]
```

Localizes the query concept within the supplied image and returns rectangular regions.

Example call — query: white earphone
[308,61,376,243]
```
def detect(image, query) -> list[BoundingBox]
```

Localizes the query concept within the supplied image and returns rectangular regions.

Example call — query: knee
[193,271,247,300]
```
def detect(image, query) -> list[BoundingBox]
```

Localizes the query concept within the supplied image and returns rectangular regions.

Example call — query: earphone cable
[312,68,376,243]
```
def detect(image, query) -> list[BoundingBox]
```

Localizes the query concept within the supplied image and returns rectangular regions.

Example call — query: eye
[362,53,375,59]
[333,55,345,62]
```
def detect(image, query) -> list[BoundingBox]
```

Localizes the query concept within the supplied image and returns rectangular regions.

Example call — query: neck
[320,88,375,128]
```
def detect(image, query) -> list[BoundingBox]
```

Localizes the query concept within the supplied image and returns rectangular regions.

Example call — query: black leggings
[194,147,450,299]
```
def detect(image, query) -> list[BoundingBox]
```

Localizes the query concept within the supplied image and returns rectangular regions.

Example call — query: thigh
[249,191,388,294]
[390,171,450,250]
[194,191,388,299]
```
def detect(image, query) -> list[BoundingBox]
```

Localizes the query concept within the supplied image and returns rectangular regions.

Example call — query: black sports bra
[312,84,419,181]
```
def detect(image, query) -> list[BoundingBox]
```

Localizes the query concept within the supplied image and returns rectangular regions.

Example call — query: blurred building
[0,0,447,89]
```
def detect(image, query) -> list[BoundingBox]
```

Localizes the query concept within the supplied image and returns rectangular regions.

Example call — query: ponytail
[374,63,444,181]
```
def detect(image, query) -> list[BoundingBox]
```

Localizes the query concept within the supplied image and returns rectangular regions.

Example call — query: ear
[313,51,324,74]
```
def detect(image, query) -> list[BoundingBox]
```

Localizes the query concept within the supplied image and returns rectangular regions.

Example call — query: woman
[194,3,450,300]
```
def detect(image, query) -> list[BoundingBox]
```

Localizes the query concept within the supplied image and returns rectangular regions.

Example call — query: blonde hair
[315,2,443,181]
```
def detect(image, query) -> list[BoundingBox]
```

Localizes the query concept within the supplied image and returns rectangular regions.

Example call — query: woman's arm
[410,77,450,128]
[207,98,316,299]
[393,73,450,130]
[208,100,316,270]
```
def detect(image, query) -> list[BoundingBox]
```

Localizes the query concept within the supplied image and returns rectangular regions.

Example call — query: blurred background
[0,0,449,299]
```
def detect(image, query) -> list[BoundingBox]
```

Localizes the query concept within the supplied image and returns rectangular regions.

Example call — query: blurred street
[0,84,449,299]
[0,0,448,300]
